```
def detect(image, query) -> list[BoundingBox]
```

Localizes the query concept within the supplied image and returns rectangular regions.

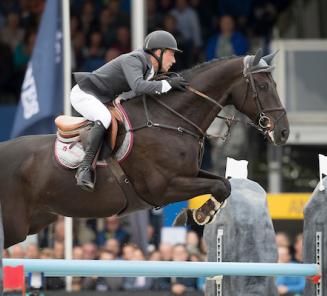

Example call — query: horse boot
[76,120,106,192]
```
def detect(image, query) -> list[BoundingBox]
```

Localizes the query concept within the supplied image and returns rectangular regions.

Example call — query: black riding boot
[76,120,106,191]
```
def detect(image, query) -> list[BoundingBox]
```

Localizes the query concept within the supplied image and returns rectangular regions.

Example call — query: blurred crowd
[275,232,305,296]
[5,215,208,294]
[0,0,292,104]
[4,215,305,295]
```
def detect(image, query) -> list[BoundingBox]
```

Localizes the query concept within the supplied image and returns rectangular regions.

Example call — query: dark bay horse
[0,50,289,248]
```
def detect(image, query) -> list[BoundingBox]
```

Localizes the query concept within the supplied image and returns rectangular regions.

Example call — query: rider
[70,30,189,192]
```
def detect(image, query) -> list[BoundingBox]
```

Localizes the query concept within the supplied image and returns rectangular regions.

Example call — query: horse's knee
[212,178,231,202]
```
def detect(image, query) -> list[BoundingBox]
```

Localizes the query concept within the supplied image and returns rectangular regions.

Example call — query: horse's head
[229,49,289,145]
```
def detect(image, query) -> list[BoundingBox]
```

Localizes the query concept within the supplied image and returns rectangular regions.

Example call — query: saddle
[55,106,123,150]
[53,100,135,170]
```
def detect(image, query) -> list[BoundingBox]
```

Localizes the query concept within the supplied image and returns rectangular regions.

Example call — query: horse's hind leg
[28,212,58,236]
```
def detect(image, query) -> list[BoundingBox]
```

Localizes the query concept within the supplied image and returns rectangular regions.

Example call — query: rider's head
[143,30,182,73]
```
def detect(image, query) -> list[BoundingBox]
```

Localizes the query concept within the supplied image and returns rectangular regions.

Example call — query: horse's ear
[262,50,279,65]
[252,48,262,66]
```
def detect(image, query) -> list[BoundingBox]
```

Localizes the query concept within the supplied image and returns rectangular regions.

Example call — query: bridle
[128,58,286,143]
[240,68,286,135]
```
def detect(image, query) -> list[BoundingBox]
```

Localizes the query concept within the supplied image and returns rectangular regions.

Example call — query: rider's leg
[70,85,112,191]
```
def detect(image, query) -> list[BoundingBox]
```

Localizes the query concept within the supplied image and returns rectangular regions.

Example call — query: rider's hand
[167,76,190,92]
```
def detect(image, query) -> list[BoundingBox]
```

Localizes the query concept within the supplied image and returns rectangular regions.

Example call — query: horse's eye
[259,83,268,91]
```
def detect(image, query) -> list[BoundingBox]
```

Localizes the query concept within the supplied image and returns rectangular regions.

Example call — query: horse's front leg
[164,174,231,226]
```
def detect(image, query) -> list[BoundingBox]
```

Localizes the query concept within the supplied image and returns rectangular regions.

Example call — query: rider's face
[161,49,176,72]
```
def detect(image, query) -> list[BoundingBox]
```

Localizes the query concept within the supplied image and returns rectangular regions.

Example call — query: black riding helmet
[143,30,182,72]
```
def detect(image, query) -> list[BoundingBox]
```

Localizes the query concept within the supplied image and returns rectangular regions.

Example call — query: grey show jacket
[74,49,164,103]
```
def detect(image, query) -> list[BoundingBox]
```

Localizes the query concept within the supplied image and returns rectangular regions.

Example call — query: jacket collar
[143,50,153,70]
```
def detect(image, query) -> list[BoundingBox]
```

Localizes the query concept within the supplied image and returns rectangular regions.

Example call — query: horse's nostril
[281,129,288,140]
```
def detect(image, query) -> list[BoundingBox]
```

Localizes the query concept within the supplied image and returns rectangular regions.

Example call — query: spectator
[276,231,291,248]
[147,0,163,33]
[25,243,40,259]
[39,246,65,290]
[111,26,131,55]
[0,11,24,51]
[97,215,130,247]
[39,248,54,259]
[82,250,123,291]
[53,218,65,243]
[122,243,138,260]
[249,0,278,38]
[98,8,117,47]
[159,0,174,14]
[10,244,25,258]
[159,242,173,261]
[13,30,35,70]
[150,248,171,291]
[104,238,121,258]
[72,246,83,260]
[95,250,123,291]
[20,0,44,31]
[53,241,64,259]
[190,252,206,291]
[105,0,129,27]
[79,1,96,39]
[206,15,248,61]
[218,0,252,22]
[275,246,305,295]
[70,15,80,37]
[170,0,202,66]
[72,30,87,71]
[82,242,98,260]
[84,31,106,72]
[104,47,120,63]
[190,0,214,41]
[171,244,197,294]
[123,248,153,291]
[294,233,303,263]
[161,14,186,70]
[71,246,83,291]
[3,249,10,258]
[148,250,162,261]
[186,230,201,255]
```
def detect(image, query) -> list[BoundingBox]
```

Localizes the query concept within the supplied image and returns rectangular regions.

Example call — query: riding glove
[167,76,190,91]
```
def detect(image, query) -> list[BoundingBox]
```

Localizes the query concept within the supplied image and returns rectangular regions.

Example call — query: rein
[127,65,286,143]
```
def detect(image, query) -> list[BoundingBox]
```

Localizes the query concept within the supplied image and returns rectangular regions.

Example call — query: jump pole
[3,259,319,278]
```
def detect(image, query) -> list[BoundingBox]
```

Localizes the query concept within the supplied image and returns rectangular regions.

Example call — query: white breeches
[70,85,112,129]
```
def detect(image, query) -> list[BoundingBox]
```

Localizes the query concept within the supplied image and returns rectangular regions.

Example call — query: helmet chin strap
[148,49,165,74]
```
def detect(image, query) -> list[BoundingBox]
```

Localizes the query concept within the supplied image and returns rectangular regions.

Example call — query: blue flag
[11,0,63,138]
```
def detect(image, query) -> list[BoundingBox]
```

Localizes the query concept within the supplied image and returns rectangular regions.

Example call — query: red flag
[308,275,321,284]
[3,265,25,294]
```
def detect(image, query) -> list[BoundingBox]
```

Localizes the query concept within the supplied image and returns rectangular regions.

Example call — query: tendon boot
[76,120,106,191]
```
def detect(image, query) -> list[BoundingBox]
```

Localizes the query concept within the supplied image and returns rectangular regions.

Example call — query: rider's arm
[122,54,170,95]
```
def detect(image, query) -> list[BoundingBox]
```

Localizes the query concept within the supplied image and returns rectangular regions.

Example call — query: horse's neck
[181,58,242,133]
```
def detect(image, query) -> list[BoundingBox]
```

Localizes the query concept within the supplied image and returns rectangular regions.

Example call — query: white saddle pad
[54,140,85,169]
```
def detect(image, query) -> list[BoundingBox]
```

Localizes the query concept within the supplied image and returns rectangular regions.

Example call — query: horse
[0,49,289,248]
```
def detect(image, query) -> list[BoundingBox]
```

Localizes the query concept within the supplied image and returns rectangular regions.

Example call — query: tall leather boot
[76,120,106,191]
